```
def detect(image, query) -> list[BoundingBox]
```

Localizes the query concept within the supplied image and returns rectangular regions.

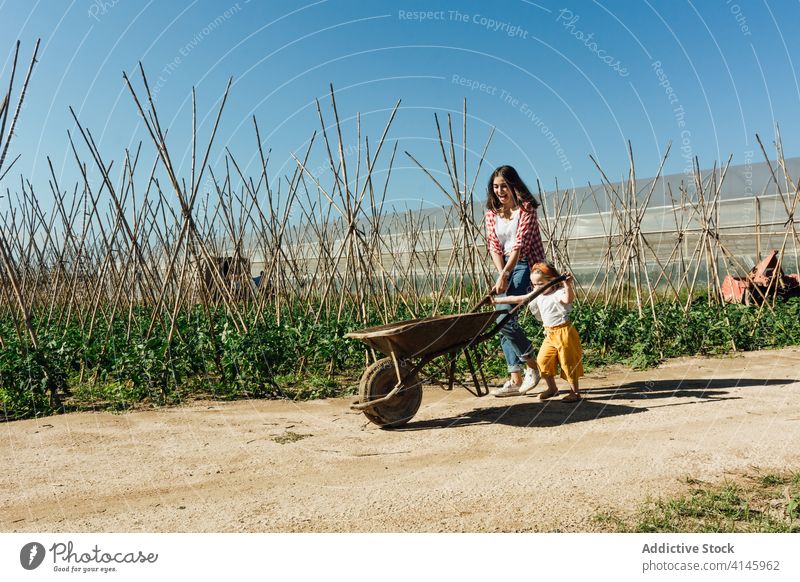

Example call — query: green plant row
[1,297,799,420]
[568,297,800,369]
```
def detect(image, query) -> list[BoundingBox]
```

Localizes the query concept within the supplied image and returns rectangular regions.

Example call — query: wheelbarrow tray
[346,311,497,360]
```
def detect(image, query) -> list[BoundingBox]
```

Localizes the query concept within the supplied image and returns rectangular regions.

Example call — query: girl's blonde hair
[531,262,560,280]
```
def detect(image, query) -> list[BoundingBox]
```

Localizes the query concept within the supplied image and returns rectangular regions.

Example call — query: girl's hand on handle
[561,272,575,305]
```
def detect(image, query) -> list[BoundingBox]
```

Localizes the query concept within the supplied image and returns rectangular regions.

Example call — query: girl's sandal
[539,387,559,400]
[561,392,581,403]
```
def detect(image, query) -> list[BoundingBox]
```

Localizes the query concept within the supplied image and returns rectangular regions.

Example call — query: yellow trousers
[536,322,584,386]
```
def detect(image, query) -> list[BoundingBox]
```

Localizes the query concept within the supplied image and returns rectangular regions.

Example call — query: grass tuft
[594,470,800,532]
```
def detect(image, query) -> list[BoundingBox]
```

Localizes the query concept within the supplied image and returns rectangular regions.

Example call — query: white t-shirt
[494,210,519,256]
[528,288,572,327]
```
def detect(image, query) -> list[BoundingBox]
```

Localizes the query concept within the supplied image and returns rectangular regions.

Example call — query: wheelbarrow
[346,275,567,428]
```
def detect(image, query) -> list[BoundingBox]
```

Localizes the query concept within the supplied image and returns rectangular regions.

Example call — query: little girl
[492,262,583,403]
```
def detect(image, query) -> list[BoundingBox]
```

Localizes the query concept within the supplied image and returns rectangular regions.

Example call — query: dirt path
[3,347,800,532]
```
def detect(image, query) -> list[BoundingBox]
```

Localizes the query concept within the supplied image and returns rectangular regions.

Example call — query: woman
[484,165,546,397]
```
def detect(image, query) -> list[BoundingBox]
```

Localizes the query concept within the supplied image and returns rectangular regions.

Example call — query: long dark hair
[486,165,539,212]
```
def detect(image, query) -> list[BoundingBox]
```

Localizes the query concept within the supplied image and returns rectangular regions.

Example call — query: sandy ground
[2,347,800,533]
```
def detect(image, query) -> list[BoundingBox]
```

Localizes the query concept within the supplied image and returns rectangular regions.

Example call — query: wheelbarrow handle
[470,292,495,313]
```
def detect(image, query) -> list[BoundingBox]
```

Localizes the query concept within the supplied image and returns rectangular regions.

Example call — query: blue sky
[1,0,798,213]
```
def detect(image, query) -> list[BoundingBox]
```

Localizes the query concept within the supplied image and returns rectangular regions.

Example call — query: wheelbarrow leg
[446,358,456,391]
[469,347,490,397]
[464,348,488,397]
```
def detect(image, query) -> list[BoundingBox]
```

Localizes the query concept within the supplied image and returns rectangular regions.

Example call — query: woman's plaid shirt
[485,203,545,263]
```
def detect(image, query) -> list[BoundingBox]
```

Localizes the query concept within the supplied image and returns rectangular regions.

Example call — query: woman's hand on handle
[493,271,510,294]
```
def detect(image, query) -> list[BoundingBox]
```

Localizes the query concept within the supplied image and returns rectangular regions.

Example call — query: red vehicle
[721,250,800,304]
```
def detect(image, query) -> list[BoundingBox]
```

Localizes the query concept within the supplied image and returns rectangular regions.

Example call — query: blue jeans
[494,259,534,373]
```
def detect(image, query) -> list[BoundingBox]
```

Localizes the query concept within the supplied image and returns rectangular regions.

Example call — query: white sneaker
[491,380,522,397]
[518,367,541,395]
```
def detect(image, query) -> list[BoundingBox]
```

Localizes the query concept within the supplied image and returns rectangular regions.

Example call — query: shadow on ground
[399,377,796,430]
[399,398,643,430]
[584,377,793,401]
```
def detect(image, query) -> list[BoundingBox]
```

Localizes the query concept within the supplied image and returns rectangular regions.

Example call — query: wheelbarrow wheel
[358,357,422,429]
